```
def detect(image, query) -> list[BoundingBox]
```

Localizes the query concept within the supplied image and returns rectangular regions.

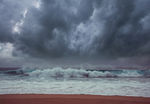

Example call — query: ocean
[0,67,150,97]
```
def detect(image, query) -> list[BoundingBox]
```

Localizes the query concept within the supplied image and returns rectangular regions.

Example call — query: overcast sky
[0,0,150,66]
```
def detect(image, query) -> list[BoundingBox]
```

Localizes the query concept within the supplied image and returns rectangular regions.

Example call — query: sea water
[0,67,150,97]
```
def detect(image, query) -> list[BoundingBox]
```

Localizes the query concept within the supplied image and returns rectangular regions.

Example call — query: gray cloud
[0,0,150,59]
[0,0,18,42]
[15,0,95,58]
[97,0,150,57]
[0,0,35,43]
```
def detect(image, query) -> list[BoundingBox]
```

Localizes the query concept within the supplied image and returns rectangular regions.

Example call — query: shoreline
[0,94,150,104]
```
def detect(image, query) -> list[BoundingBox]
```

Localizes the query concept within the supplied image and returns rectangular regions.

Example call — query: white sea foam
[0,77,150,97]
[0,67,150,97]
[25,67,149,79]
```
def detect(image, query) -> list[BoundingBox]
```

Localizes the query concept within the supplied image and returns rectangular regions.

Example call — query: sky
[0,0,150,67]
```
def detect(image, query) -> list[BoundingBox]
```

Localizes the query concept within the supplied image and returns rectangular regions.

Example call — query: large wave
[1,67,150,78]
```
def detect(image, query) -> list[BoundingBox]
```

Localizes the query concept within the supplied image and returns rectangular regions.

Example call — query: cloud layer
[0,0,150,59]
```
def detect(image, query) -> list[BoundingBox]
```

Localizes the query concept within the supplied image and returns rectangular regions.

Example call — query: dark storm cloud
[0,0,150,58]
[0,0,34,43]
[98,0,150,57]
[15,0,95,57]
[0,0,18,42]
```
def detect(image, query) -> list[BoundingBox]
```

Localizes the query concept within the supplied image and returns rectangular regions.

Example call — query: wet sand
[0,94,150,104]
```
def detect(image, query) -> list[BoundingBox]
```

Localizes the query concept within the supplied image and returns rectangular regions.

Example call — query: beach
[0,94,150,104]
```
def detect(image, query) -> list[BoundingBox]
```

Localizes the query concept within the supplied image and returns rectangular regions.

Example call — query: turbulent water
[0,67,150,97]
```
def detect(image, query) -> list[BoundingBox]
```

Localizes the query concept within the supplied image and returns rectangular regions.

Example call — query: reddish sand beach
[0,94,150,104]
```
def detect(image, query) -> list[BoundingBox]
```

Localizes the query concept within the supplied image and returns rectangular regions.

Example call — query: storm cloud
[0,0,150,59]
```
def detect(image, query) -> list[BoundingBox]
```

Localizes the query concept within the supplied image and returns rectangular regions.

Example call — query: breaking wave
[1,67,150,78]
